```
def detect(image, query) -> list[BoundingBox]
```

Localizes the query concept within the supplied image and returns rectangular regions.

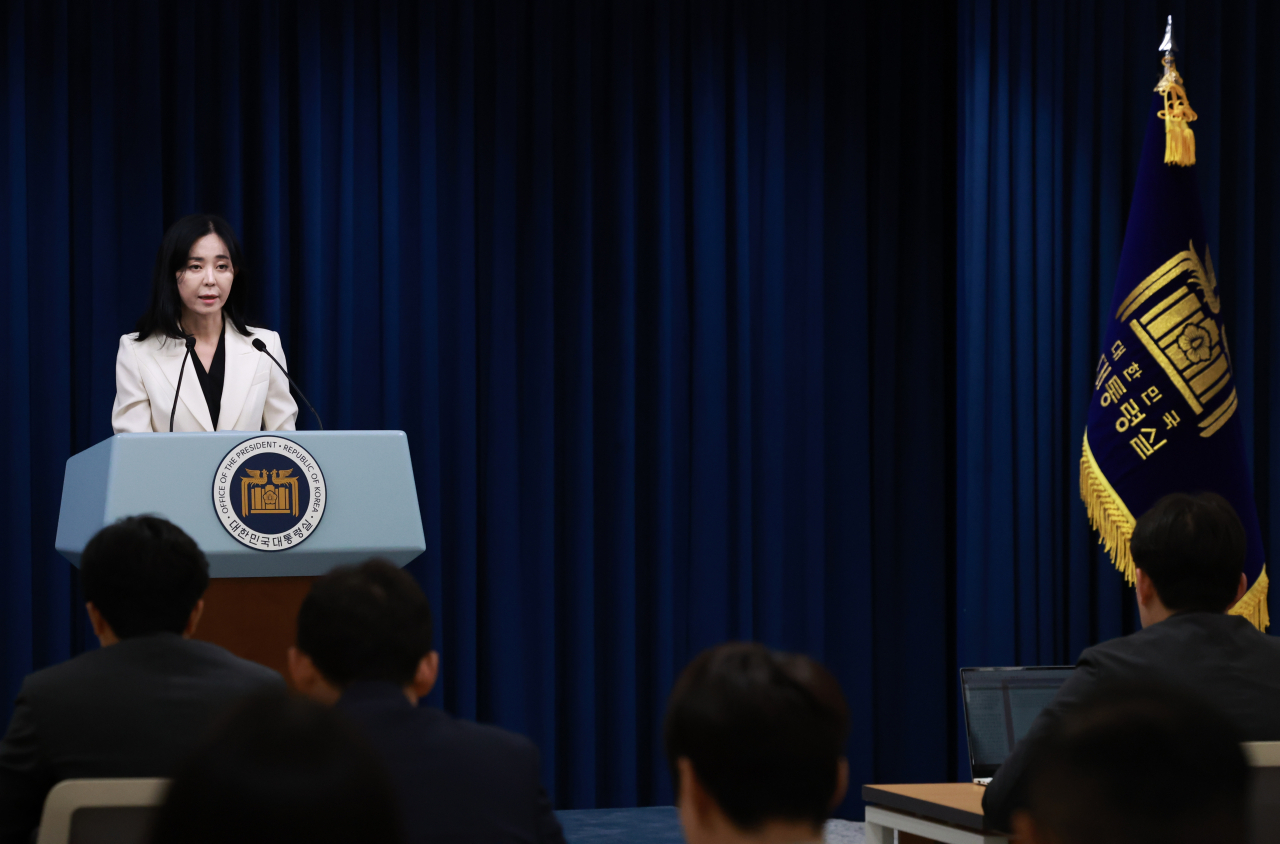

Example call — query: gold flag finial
[1155,16,1198,166]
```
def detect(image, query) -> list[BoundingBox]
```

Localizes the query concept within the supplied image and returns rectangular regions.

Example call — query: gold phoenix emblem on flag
[240,468,301,518]
[1115,242,1238,438]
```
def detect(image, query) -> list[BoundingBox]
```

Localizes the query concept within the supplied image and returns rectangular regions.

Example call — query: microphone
[170,335,197,433]
[252,337,324,430]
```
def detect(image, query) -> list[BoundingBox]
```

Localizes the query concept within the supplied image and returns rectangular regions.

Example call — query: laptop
[960,665,1075,784]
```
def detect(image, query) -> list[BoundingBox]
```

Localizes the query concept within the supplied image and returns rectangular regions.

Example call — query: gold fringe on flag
[1081,432,1270,630]
[1155,55,1198,167]
[1080,433,1137,585]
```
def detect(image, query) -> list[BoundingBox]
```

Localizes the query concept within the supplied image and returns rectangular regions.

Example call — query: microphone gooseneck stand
[169,335,198,432]
[251,337,325,430]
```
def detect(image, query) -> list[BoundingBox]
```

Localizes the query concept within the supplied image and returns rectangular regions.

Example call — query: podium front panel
[56,431,426,578]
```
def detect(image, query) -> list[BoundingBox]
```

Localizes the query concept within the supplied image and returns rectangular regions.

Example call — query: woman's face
[176,232,235,321]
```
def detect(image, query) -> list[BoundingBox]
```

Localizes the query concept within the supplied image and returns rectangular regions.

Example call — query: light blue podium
[56,431,426,577]
[55,431,427,673]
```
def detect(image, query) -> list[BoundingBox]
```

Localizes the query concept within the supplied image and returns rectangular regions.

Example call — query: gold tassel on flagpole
[1155,22,1197,167]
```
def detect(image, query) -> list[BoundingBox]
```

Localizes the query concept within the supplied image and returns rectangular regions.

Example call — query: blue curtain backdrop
[1,0,959,811]
[957,0,1280,772]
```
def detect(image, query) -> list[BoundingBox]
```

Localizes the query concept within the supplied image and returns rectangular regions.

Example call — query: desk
[862,784,1009,844]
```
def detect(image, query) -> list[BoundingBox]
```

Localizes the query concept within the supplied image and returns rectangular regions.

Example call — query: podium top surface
[57,431,426,578]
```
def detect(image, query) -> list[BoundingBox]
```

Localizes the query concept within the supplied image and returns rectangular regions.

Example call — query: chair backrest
[35,779,169,844]
[1245,743,1280,844]
[1246,742,1280,768]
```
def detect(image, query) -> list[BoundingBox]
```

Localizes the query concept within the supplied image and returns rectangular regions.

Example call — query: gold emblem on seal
[240,469,301,517]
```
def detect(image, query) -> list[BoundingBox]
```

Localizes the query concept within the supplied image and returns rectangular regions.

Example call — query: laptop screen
[961,666,1075,779]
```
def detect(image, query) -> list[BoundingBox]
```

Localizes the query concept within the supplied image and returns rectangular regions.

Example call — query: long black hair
[135,213,254,340]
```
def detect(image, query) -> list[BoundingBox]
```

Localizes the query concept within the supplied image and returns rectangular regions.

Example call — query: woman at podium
[111,214,299,433]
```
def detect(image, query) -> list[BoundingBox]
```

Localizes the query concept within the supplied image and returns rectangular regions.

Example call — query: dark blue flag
[1080,56,1268,629]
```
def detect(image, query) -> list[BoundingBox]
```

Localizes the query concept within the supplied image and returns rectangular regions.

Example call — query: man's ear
[1233,572,1248,607]
[85,602,118,646]
[1134,568,1156,606]
[829,757,849,809]
[287,646,342,704]
[182,599,205,639]
[409,651,440,701]
[676,758,715,820]
[287,646,316,692]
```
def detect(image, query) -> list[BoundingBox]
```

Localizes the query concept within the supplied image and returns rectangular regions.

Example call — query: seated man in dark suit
[0,516,283,844]
[1010,682,1250,844]
[984,491,1280,830]
[288,559,565,844]
[664,642,850,844]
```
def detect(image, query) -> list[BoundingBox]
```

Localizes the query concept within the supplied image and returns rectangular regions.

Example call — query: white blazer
[111,326,300,433]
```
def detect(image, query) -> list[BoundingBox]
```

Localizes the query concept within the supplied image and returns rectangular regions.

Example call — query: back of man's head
[149,692,401,844]
[1018,683,1249,844]
[296,559,433,687]
[1130,491,1245,612]
[79,515,209,638]
[663,642,849,834]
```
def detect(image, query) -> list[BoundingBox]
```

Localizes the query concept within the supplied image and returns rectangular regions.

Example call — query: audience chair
[1244,742,1280,844]
[1245,742,1280,768]
[35,779,169,844]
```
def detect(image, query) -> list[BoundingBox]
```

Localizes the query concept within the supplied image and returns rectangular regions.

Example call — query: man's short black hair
[296,559,434,687]
[663,642,849,832]
[1130,492,1246,612]
[79,515,210,638]
[1023,682,1249,844]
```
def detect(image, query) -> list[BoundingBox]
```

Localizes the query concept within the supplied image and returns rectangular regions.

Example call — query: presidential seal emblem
[213,435,327,551]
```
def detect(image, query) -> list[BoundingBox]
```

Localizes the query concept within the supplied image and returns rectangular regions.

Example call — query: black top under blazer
[0,633,283,844]
[983,611,1280,831]
[337,682,566,844]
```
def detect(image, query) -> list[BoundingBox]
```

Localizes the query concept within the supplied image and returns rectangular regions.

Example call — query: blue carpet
[557,807,685,844]
[555,807,865,844]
